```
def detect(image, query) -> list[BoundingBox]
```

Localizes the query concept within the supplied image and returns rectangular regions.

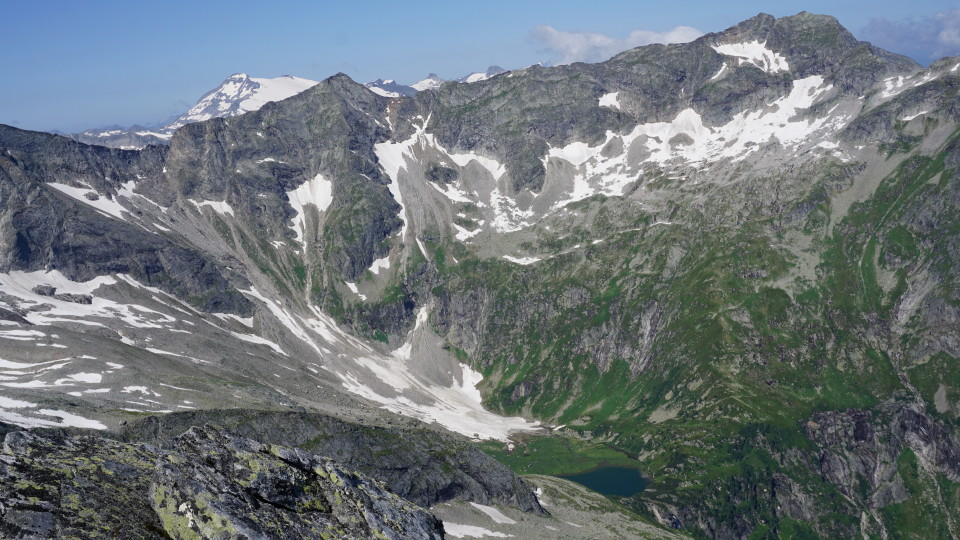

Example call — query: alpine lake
[558,465,650,497]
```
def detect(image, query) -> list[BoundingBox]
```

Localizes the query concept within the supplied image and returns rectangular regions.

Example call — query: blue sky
[2,1,958,133]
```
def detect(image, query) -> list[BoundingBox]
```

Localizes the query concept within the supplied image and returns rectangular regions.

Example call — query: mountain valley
[1,11,960,539]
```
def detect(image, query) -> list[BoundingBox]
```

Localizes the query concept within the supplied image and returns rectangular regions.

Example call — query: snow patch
[59,372,102,384]
[345,282,367,301]
[374,125,422,240]
[0,396,36,408]
[453,223,481,242]
[490,188,535,232]
[368,86,400,97]
[712,40,789,73]
[0,394,106,429]
[902,110,930,122]
[170,75,318,130]
[47,182,129,221]
[470,503,516,525]
[239,288,364,359]
[133,130,171,140]
[0,329,46,341]
[213,313,254,327]
[447,149,506,180]
[286,173,333,246]
[710,62,728,80]
[122,386,160,396]
[338,308,540,441]
[443,523,513,538]
[368,255,391,275]
[502,255,541,265]
[189,199,235,217]
[0,271,184,333]
[629,75,834,166]
[375,117,529,234]
[879,72,937,100]
[429,181,474,203]
[540,76,840,213]
[412,75,443,91]
[598,92,621,110]
[463,72,492,83]
[231,332,286,356]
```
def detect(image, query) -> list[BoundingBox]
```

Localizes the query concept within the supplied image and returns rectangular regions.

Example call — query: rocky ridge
[116,409,546,514]
[0,425,444,539]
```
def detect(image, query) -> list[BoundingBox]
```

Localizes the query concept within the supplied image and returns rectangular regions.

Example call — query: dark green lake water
[559,466,650,497]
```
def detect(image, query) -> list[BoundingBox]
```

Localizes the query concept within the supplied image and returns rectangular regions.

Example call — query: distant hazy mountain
[69,73,318,149]
[365,67,508,97]
[455,65,506,83]
[363,79,419,98]
[410,73,444,91]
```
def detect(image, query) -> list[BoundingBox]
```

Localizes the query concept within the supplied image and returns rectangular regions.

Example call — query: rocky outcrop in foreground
[0,425,444,539]
[118,409,546,514]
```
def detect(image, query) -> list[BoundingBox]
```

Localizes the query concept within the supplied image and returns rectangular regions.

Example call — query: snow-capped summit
[70,73,319,149]
[456,66,507,84]
[411,73,444,92]
[167,73,319,130]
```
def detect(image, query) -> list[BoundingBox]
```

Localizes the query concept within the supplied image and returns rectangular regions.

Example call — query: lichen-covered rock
[0,429,166,539]
[120,410,546,515]
[152,426,444,540]
[0,426,444,539]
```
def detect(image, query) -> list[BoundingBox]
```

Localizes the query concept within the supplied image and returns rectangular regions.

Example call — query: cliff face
[639,398,960,538]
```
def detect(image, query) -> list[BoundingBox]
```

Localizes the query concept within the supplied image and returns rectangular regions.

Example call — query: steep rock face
[641,398,960,539]
[0,126,252,315]
[807,399,960,491]
[0,426,444,539]
[163,74,401,283]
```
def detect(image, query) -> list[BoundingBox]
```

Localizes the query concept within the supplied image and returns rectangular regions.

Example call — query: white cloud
[935,10,960,53]
[862,9,960,64]
[533,24,704,65]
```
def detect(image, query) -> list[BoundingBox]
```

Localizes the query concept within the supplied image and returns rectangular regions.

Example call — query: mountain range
[1,11,960,539]
[68,68,507,150]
